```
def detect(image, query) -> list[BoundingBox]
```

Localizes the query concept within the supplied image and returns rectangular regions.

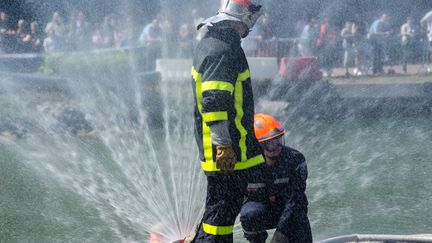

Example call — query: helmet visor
[260,135,284,152]
[243,4,263,30]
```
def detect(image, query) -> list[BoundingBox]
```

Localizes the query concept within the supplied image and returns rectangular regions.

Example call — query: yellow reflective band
[202,223,234,236]
[202,123,213,162]
[192,66,213,163]
[191,66,200,81]
[200,154,265,172]
[237,69,250,82]
[234,75,248,161]
[234,154,265,170]
[192,67,202,113]
[202,112,228,122]
[202,81,234,94]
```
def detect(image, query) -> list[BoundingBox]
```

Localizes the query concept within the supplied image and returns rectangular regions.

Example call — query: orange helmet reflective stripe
[254,113,285,142]
[232,0,251,7]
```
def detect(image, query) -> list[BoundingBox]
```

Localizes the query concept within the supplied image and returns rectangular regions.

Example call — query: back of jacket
[192,23,264,173]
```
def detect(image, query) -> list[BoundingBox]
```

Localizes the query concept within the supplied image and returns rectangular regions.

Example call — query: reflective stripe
[247,183,266,189]
[192,67,213,163]
[200,154,264,172]
[234,154,264,170]
[234,71,248,161]
[202,223,233,236]
[237,69,250,82]
[202,112,228,123]
[192,66,200,82]
[274,177,289,184]
[202,81,234,94]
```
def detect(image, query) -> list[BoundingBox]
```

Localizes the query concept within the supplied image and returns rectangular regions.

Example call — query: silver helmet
[220,0,264,29]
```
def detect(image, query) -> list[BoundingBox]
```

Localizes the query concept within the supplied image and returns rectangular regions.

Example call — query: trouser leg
[402,45,408,71]
[194,173,245,243]
[240,201,282,243]
[377,44,384,73]
[277,212,313,243]
[372,42,379,74]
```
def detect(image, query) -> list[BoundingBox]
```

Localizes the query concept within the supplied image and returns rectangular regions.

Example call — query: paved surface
[331,63,432,78]
[329,64,432,85]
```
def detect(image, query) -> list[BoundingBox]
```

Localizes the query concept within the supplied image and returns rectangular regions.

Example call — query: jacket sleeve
[278,151,309,229]
[292,152,308,200]
[200,52,238,126]
[289,151,308,210]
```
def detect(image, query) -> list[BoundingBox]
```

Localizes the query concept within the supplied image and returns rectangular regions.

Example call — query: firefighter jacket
[192,23,265,173]
[246,146,309,214]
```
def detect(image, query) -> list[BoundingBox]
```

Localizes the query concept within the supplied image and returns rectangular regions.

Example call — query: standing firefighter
[189,0,265,242]
[240,114,312,243]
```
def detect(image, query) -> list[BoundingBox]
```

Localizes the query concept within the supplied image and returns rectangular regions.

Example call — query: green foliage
[41,51,131,79]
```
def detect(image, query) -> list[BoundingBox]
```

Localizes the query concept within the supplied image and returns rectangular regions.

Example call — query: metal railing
[319,234,432,243]
[1,37,431,74]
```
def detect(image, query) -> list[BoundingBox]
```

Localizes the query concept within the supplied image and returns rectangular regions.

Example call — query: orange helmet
[254,113,285,142]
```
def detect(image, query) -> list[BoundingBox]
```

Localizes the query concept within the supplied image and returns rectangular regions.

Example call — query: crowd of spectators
[294,12,432,77]
[3,7,432,77]
[0,10,134,55]
[0,9,202,58]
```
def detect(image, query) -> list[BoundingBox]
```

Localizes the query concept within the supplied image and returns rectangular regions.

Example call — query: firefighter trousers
[240,201,312,243]
[194,164,266,243]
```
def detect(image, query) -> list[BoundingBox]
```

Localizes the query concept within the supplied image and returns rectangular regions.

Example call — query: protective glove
[270,230,289,243]
[215,144,236,172]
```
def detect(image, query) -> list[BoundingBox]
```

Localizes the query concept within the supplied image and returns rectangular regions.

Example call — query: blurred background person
[317,18,339,77]
[341,21,355,77]
[400,16,419,73]
[161,19,175,57]
[138,18,164,70]
[298,18,319,56]
[15,18,28,53]
[91,27,104,49]
[352,20,371,76]
[257,15,276,57]
[22,21,43,53]
[70,11,91,51]
[368,14,392,75]
[0,11,16,53]
[114,17,133,48]
[420,10,432,72]
[177,23,193,58]
[101,15,115,48]
[44,11,66,50]
[43,29,57,54]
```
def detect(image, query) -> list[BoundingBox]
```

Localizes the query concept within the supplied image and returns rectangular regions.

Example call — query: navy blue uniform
[240,146,312,243]
[192,19,265,242]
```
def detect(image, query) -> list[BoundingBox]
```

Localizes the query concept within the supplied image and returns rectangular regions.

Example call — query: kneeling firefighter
[188,0,266,242]
[240,114,313,243]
